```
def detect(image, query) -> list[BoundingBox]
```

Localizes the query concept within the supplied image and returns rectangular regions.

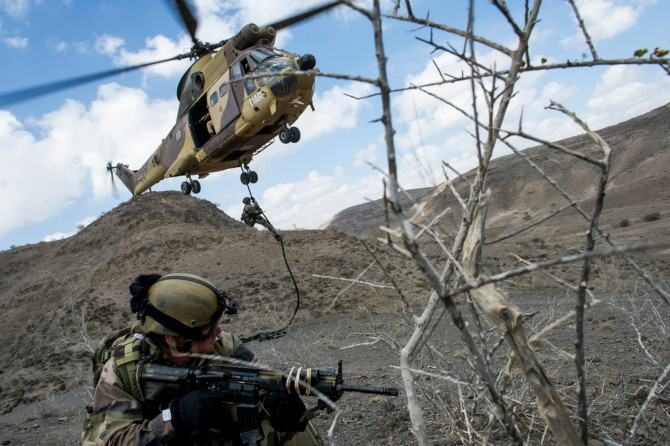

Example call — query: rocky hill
[0,192,428,415]
[324,102,670,259]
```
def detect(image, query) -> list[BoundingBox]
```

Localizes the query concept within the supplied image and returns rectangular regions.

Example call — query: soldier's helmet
[140,273,225,338]
[242,197,251,204]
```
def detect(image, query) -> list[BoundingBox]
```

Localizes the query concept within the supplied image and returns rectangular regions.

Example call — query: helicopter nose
[298,54,316,71]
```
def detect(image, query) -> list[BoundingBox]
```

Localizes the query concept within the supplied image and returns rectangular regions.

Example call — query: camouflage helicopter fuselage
[113,24,316,196]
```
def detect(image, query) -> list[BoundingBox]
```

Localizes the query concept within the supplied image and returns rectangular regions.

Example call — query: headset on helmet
[128,273,238,338]
[243,197,251,204]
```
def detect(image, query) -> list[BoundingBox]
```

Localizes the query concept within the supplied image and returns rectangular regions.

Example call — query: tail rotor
[106,162,120,198]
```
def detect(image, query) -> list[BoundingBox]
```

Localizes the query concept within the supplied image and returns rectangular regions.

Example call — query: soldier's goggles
[181,322,218,342]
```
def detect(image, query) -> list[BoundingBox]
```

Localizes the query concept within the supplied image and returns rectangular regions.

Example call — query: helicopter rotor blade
[0,54,189,107]
[165,0,199,45]
[265,0,342,32]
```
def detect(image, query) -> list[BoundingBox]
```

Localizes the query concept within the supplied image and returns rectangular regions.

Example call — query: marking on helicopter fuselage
[249,91,264,108]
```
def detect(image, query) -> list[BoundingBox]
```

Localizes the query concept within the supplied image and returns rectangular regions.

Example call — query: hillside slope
[324,102,670,253]
[0,192,425,413]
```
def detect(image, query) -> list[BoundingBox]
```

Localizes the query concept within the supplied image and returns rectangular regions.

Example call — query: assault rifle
[138,359,398,446]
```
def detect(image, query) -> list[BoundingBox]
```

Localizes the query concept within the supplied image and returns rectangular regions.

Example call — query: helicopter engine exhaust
[233,24,261,51]
[258,26,276,45]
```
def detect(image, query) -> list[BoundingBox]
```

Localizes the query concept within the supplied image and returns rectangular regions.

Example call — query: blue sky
[0,0,669,251]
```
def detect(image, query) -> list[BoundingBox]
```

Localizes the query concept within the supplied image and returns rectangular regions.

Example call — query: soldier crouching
[82,273,321,446]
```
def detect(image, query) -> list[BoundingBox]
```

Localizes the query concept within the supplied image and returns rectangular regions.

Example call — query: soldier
[241,197,282,241]
[82,273,322,445]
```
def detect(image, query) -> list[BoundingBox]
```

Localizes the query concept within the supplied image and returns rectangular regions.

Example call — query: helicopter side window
[209,92,218,106]
[241,58,252,74]
[232,58,258,95]
[219,84,228,96]
[232,63,242,80]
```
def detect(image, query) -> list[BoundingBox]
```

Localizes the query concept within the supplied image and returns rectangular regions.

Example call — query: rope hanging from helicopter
[239,178,300,343]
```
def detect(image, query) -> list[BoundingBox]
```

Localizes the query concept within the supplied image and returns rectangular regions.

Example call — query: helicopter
[0,0,342,196]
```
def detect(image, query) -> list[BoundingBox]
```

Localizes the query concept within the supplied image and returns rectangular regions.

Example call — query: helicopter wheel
[249,171,258,183]
[181,181,192,196]
[240,172,251,185]
[279,127,292,144]
[290,127,301,143]
[191,180,201,194]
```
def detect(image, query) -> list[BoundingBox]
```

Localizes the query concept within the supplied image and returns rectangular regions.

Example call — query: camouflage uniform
[242,202,279,237]
[82,326,323,446]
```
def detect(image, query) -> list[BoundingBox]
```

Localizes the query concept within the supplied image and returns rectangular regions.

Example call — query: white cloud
[353,142,379,167]
[94,34,125,56]
[4,36,28,49]
[226,168,384,230]
[585,64,670,128]
[0,83,176,236]
[397,132,481,191]
[0,0,30,18]
[94,32,192,80]
[575,0,639,41]
[101,0,332,83]
[230,0,346,29]
[54,40,67,52]
[42,215,96,243]
[297,82,374,141]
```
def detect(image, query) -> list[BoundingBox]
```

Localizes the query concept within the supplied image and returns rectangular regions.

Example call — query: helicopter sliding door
[188,96,211,150]
[218,66,241,131]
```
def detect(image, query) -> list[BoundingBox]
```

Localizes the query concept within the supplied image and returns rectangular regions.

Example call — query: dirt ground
[0,279,668,445]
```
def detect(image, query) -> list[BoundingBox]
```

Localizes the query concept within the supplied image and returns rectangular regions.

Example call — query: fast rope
[239,181,300,343]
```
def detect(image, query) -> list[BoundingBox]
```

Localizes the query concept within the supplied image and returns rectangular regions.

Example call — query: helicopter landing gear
[181,181,192,195]
[289,127,300,142]
[181,172,201,195]
[240,164,258,185]
[279,118,301,144]
[191,179,201,194]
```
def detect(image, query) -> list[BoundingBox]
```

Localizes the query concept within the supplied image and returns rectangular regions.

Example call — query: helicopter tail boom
[111,163,139,196]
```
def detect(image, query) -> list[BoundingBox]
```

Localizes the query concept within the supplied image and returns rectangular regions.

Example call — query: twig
[625,361,670,446]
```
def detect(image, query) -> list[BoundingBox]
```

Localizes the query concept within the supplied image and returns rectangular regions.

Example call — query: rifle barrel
[341,384,399,396]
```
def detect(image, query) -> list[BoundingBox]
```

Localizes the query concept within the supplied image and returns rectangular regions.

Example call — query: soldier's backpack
[91,327,131,386]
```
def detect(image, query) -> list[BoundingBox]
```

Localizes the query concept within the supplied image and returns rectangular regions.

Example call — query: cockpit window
[248,49,275,66]
[235,49,296,94]
[256,59,296,88]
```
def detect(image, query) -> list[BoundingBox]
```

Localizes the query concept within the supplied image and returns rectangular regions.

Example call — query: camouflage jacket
[242,202,261,221]
[82,329,323,446]
[82,329,248,446]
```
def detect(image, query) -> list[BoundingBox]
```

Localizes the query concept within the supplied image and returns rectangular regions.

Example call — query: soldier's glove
[264,392,308,432]
[169,389,228,432]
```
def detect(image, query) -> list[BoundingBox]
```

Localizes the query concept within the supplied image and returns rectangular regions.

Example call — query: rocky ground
[1,277,668,445]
